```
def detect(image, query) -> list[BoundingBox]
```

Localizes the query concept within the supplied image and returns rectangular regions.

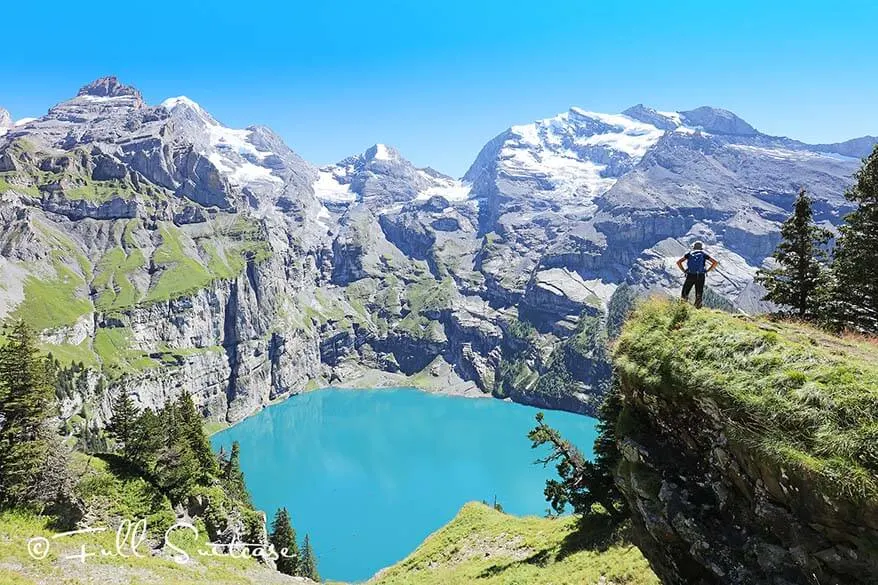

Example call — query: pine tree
[756,188,831,318]
[299,533,319,581]
[528,384,626,524]
[0,322,56,507]
[129,408,164,473]
[828,146,878,333]
[269,507,299,576]
[176,391,218,481]
[223,441,251,504]
[107,388,139,460]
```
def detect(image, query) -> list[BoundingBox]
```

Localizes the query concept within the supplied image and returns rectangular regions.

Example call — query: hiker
[676,241,718,309]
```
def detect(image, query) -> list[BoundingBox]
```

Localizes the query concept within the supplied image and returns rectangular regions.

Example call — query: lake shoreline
[208,356,491,436]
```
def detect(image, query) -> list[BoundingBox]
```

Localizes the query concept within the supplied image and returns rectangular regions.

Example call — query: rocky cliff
[612,300,878,585]
[0,76,875,427]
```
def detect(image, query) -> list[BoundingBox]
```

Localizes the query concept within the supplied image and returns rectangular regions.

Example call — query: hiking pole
[712,268,741,289]
[711,268,752,317]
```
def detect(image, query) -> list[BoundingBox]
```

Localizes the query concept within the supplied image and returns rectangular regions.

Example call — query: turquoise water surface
[211,388,598,582]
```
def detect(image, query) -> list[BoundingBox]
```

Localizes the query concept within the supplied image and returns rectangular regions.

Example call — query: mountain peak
[365,143,400,162]
[0,107,11,129]
[160,95,215,121]
[679,106,757,136]
[77,76,142,100]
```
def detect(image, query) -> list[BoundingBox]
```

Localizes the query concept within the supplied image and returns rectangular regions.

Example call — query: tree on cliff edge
[223,441,251,505]
[528,381,626,524]
[827,145,878,333]
[176,390,219,481]
[757,188,831,319]
[270,507,299,576]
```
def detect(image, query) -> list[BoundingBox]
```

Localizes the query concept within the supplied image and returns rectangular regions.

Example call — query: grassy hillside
[0,453,306,585]
[614,299,878,499]
[366,503,658,585]
[0,511,303,585]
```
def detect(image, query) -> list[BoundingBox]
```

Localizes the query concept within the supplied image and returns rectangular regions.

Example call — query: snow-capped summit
[161,95,214,119]
[466,106,673,211]
[0,108,11,137]
[366,143,398,161]
[159,95,286,189]
[312,144,470,210]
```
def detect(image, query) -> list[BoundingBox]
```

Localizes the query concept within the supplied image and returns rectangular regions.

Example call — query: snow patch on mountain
[656,110,683,126]
[499,108,671,203]
[313,169,356,203]
[415,171,471,201]
[162,95,282,187]
[373,143,393,160]
[730,144,857,162]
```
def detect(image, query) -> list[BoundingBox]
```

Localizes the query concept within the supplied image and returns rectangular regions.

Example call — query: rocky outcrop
[28,192,139,220]
[78,75,144,100]
[522,268,601,326]
[613,301,878,585]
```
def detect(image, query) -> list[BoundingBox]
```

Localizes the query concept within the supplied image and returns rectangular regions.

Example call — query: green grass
[145,220,271,304]
[368,502,658,585]
[33,221,94,281]
[93,246,146,311]
[406,277,456,314]
[64,178,139,203]
[12,265,92,331]
[43,339,100,368]
[0,172,40,197]
[614,298,878,499]
[93,326,158,374]
[0,451,289,585]
[146,224,213,303]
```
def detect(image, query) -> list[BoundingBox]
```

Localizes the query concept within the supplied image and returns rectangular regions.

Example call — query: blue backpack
[686,250,710,274]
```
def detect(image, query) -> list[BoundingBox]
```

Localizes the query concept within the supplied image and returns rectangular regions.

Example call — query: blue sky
[2,0,876,176]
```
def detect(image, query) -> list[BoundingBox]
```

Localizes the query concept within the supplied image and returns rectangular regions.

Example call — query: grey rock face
[78,76,143,100]
[1,76,875,428]
[813,135,878,158]
[615,367,878,585]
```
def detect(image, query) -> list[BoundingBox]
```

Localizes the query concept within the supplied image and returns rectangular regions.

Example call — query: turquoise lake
[211,388,598,582]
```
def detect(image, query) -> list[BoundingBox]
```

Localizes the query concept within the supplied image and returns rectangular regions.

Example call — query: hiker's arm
[676,257,686,273]
[707,257,718,272]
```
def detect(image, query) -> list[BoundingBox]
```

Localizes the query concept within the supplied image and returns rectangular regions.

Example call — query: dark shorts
[682,273,706,308]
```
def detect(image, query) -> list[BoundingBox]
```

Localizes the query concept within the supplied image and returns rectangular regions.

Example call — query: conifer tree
[756,188,831,318]
[299,533,319,581]
[129,408,164,473]
[270,507,299,576]
[528,381,626,524]
[176,391,218,481]
[107,389,139,460]
[153,440,198,503]
[223,441,250,504]
[0,322,56,507]
[828,146,878,333]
